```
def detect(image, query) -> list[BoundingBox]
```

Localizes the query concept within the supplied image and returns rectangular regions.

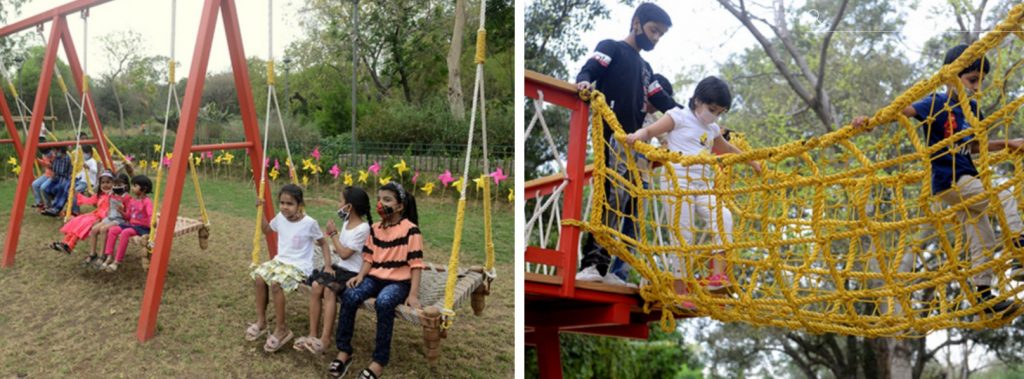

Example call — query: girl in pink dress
[51,171,115,261]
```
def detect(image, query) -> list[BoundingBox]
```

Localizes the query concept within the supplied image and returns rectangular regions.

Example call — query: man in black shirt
[574,3,675,286]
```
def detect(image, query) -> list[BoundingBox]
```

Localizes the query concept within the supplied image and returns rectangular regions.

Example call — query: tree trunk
[112,84,124,128]
[890,339,913,379]
[446,0,466,120]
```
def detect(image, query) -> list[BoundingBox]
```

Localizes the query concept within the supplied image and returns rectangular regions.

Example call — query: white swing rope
[250,0,298,267]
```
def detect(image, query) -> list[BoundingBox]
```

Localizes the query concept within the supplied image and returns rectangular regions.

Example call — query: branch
[925,338,966,361]
[815,0,849,99]
[717,0,814,105]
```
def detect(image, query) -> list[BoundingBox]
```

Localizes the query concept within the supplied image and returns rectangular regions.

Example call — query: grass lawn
[0,176,513,377]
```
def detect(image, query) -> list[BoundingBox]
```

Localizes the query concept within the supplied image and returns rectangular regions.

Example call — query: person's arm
[852,106,918,130]
[713,136,762,174]
[347,260,372,288]
[575,40,617,92]
[319,236,333,274]
[259,207,274,235]
[625,113,676,145]
[971,138,1024,154]
[406,268,422,309]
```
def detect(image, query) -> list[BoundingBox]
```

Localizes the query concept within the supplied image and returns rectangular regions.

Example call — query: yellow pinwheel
[153,144,162,153]
[358,170,369,184]
[474,174,488,190]
[421,182,435,196]
[269,167,280,181]
[379,176,392,186]
[393,159,409,177]
[508,188,514,202]
[451,177,465,192]
[302,175,309,187]
[222,151,235,165]
[343,172,354,186]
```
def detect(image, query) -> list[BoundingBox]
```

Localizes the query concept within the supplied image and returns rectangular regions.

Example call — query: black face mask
[635,27,655,51]
[112,186,126,195]
[337,205,350,221]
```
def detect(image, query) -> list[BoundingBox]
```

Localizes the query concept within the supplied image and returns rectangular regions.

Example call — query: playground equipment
[526,3,1024,377]
[0,0,278,343]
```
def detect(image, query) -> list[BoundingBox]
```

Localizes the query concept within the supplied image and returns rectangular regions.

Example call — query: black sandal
[328,356,354,378]
[358,368,379,379]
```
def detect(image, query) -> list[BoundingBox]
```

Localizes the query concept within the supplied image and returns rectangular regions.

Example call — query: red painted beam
[137,0,223,343]
[190,141,253,152]
[525,246,563,267]
[562,324,650,340]
[58,20,113,170]
[38,139,98,148]
[527,302,631,328]
[2,16,63,267]
[0,85,23,155]
[532,326,563,379]
[0,138,14,144]
[0,0,114,38]
[220,0,277,258]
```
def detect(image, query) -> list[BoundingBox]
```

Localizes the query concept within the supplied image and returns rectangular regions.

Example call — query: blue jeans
[31,176,51,205]
[44,177,70,211]
[335,276,411,366]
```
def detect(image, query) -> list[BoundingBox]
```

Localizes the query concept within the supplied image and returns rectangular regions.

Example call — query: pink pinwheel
[124,154,134,163]
[369,161,381,175]
[490,168,508,185]
[438,170,454,187]
[161,154,172,167]
[264,157,270,168]
[202,151,214,160]
[329,164,341,178]
[311,147,321,161]
[412,171,420,185]
[273,159,280,171]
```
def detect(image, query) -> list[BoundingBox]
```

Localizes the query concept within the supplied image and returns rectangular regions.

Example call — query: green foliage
[525,325,703,379]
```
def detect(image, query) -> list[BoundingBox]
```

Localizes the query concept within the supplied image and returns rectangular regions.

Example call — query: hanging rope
[441,0,491,330]
[252,0,299,267]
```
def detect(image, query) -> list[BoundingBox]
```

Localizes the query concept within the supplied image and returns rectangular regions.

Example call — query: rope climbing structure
[532,3,1024,338]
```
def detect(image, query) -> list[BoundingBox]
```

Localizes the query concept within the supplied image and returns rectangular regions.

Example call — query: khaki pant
[938,175,1024,286]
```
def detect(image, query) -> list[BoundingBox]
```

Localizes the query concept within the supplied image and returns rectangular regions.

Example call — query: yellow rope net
[572,4,1024,337]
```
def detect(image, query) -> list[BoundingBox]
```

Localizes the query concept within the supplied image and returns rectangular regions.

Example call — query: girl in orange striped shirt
[329,182,422,379]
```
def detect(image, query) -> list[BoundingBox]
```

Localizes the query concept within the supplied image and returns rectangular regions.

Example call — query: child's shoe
[574,265,603,282]
[601,271,637,288]
[103,261,120,273]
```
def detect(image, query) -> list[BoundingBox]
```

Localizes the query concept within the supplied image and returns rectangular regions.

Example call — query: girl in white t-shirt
[295,186,372,355]
[246,184,329,353]
[626,76,760,293]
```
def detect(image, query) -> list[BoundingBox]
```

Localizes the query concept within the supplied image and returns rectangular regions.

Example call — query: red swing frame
[0,0,279,343]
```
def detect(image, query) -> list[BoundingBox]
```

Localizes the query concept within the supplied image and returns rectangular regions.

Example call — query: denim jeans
[580,140,643,278]
[335,275,411,366]
[31,176,50,205]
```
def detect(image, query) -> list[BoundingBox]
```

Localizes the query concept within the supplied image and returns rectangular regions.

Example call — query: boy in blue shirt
[854,44,1024,317]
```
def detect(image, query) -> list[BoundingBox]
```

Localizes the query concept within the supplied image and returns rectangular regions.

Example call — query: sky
[9,0,308,77]
[570,0,975,101]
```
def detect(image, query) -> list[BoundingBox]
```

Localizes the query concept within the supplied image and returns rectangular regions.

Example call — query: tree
[99,30,145,128]
[447,0,467,120]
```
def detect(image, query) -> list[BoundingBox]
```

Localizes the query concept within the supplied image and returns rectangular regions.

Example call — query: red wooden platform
[523,71,692,379]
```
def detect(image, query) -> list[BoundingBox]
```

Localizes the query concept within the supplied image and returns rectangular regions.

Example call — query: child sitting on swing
[100,175,153,272]
[50,170,115,257]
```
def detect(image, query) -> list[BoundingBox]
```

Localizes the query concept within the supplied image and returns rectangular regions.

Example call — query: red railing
[523,70,590,298]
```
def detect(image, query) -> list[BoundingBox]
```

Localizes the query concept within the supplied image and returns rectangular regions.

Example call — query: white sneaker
[602,272,638,288]
[575,266,603,282]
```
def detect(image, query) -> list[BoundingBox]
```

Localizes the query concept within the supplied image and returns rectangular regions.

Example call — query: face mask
[337,205,350,221]
[112,186,126,195]
[635,26,655,51]
[697,106,719,126]
[376,201,395,220]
